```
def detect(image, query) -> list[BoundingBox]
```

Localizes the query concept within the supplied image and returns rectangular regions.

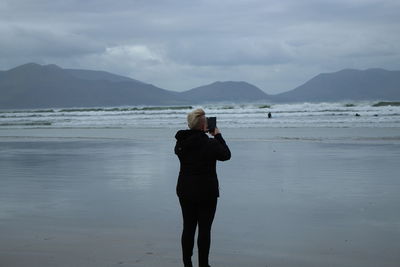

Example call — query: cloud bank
[1,0,399,93]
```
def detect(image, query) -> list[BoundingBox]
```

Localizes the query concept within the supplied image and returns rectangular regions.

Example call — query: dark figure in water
[355,113,361,117]
[175,108,231,267]
[268,112,272,118]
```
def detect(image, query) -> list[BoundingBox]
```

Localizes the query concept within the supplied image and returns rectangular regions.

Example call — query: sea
[1,101,400,129]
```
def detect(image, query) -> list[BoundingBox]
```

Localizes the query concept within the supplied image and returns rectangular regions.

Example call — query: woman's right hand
[211,128,221,136]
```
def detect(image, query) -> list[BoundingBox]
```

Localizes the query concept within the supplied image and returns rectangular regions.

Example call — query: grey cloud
[0,0,399,93]
[0,24,104,59]
[166,38,294,66]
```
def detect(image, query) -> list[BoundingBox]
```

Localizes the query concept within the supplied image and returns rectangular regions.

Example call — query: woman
[174,108,231,267]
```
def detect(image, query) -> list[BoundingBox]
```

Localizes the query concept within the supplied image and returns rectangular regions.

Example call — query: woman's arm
[211,129,231,161]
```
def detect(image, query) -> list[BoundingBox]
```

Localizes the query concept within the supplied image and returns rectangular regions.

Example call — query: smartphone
[207,117,217,133]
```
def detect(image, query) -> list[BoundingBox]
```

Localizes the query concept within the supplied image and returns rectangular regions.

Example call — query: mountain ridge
[181,81,271,103]
[0,63,181,109]
[273,68,400,102]
[1,63,399,109]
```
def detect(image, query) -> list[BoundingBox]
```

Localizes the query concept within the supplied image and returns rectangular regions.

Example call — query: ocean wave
[1,102,400,129]
[372,101,400,107]
[0,114,47,119]
[0,109,55,114]
[58,105,193,112]
[0,121,52,126]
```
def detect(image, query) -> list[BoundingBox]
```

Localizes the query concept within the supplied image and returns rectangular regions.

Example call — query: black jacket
[175,129,231,200]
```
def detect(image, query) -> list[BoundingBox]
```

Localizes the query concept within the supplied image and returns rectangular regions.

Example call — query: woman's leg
[197,198,217,267]
[179,198,198,267]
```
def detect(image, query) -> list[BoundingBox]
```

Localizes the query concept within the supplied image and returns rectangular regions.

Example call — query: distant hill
[65,68,140,83]
[0,63,181,109]
[273,68,400,102]
[1,63,400,109]
[181,81,270,103]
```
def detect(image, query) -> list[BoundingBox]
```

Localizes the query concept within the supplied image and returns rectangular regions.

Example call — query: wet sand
[1,127,400,267]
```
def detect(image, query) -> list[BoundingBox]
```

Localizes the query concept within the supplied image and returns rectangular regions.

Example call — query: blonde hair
[187,108,205,129]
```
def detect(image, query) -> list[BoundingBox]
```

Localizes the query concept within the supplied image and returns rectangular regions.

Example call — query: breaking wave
[1,102,400,129]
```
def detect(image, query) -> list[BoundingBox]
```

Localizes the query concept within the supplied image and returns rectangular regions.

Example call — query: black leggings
[179,198,217,267]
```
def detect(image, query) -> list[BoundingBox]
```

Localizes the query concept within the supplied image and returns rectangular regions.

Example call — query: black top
[175,129,231,201]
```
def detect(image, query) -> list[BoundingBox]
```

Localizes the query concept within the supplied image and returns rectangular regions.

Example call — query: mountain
[181,81,270,103]
[273,68,400,102]
[1,63,400,109]
[0,63,271,109]
[0,63,181,109]
[65,68,140,83]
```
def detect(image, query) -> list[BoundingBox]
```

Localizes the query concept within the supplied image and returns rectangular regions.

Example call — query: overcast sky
[1,0,399,94]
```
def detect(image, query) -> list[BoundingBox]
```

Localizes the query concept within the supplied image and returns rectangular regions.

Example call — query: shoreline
[1,126,400,145]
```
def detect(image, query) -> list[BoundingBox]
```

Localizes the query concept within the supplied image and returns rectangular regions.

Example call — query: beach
[1,127,400,267]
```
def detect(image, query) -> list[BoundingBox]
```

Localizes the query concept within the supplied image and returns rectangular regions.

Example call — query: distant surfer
[355,113,361,117]
[267,112,272,119]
